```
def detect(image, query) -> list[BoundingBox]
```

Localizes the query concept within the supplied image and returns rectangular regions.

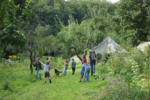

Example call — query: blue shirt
[72,61,76,68]
[80,64,85,74]
[84,64,90,71]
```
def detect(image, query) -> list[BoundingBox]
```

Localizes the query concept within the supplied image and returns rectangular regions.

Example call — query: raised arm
[40,62,45,66]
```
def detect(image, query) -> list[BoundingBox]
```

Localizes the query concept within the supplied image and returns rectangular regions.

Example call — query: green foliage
[36,34,64,57]
[51,57,64,70]
[58,14,117,57]
[1,0,150,99]
[119,0,150,45]
[0,0,32,49]
[58,18,89,57]
[92,77,129,100]
[97,48,150,99]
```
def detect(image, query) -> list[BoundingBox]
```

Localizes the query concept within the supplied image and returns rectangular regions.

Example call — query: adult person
[89,51,96,76]
[71,59,76,75]
[34,58,42,80]
[41,61,52,83]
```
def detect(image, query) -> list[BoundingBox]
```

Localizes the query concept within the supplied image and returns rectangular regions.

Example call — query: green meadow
[0,54,150,100]
[1,0,150,100]
[0,62,101,100]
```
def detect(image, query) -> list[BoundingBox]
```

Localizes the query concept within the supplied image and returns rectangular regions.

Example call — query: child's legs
[80,73,84,81]
[87,70,90,81]
[48,73,50,80]
[44,72,47,82]
[38,70,41,80]
[91,64,94,75]
[66,69,67,75]
[48,73,51,83]
[83,73,86,81]
[72,68,75,74]
[74,68,75,74]
[35,70,38,77]
[72,68,74,74]
[83,71,87,82]
[64,68,66,75]
[93,64,95,75]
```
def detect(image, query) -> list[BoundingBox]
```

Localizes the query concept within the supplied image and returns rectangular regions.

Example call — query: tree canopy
[1,0,150,58]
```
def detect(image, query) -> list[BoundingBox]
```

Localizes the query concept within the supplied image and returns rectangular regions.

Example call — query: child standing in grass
[83,62,90,82]
[80,64,85,82]
[71,59,76,75]
[64,59,68,76]
[80,55,87,82]
[34,58,42,80]
[41,61,52,83]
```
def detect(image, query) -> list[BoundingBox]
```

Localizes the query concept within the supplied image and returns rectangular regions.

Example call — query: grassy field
[1,57,149,100]
[0,62,101,100]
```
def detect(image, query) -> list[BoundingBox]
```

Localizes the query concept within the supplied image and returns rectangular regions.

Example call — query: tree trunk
[72,47,82,62]
[83,39,90,57]
[71,39,90,63]
[72,39,90,63]
[29,50,33,74]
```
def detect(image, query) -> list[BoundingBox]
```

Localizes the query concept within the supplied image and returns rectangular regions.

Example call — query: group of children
[80,51,96,82]
[34,58,52,83]
[63,59,76,76]
[34,51,96,83]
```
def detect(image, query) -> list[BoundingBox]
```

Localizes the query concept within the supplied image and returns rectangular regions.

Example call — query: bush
[96,47,150,99]
[129,86,150,100]
[51,57,64,70]
[92,77,129,100]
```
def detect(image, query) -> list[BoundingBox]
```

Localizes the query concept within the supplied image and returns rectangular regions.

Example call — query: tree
[20,0,37,74]
[0,0,26,50]
[119,0,150,45]
[57,0,117,60]
[58,17,89,60]
[0,0,33,58]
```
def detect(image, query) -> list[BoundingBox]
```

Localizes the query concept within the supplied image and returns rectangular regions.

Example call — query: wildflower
[13,55,17,59]
[9,56,12,59]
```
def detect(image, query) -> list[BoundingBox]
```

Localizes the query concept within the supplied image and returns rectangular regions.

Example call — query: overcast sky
[65,0,120,3]
[107,0,119,3]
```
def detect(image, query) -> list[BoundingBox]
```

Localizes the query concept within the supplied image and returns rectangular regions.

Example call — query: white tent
[137,42,150,52]
[70,56,81,63]
[92,37,127,54]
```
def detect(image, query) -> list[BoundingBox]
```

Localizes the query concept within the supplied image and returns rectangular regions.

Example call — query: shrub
[96,46,150,99]
[92,77,129,100]
[51,57,64,70]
